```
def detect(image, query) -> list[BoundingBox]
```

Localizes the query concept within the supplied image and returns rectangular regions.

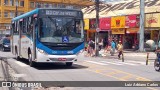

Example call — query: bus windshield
[39,17,84,43]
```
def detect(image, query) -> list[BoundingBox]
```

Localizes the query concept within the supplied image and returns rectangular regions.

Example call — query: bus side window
[19,20,23,33]
[25,17,29,33]
[28,16,33,33]
[11,22,15,34]
[22,18,26,33]
[13,21,18,34]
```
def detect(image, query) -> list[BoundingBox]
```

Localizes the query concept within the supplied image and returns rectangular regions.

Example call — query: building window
[30,2,34,8]
[10,12,15,18]
[20,0,24,7]
[9,0,14,6]
[49,4,52,8]
[4,12,8,17]
[4,0,9,5]
[44,3,49,8]
[15,0,19,6]
[52,3,57,8]
[18,12,23,15]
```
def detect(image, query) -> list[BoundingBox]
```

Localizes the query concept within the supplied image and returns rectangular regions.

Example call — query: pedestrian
[117,41,123,59]
[88,39,95,57]
[110,39,116,56]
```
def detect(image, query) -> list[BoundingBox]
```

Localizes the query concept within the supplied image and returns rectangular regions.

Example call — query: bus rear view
[11,8,84,67]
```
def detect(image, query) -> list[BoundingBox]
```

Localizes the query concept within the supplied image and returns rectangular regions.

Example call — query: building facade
[0,0,94,37]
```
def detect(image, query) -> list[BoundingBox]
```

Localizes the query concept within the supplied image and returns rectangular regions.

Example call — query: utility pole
[139,0,145,52]
[95,0,99,56]
[15,4,18,17]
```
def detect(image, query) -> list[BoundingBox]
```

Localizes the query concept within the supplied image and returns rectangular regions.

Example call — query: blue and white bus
[11,8,84,67]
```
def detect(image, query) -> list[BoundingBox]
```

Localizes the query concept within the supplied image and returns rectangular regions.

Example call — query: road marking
[100,61,123,65]
[115,61,137,66]
[85,61,108,65]
[15,61,29,67]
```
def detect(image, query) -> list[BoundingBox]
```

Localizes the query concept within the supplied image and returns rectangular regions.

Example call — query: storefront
[111,16,126,44]
[99,17,111,43]
[88,18,96,41]
[84,19,89,42]
[145,13,160,43]
[125,14,140,49]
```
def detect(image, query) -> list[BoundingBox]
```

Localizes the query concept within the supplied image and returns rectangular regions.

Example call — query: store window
[20,0,24,7]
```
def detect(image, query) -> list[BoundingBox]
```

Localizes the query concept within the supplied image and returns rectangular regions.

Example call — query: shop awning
[126,28,139,34]
[82,0,160,18]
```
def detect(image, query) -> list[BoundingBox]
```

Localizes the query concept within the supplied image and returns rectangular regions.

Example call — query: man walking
[117,41,123,59]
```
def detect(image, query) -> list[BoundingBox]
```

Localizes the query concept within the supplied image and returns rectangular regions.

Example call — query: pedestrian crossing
[85,60,154,66]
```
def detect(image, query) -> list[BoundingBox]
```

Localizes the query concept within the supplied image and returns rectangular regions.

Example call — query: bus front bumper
[35,52,77,63]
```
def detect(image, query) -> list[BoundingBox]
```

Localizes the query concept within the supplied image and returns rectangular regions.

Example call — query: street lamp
[95,0,99,56]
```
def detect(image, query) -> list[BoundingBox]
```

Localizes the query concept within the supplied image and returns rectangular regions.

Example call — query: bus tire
[154,59,160,71]
[66,62,73,66]
[28,53,36,67]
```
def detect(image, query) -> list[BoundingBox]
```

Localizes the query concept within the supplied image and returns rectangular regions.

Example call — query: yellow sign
[112,29,125,34]
[111,16,125,28]
[145,13,160,27]
[126,28,139,34]
[84,19,89,30]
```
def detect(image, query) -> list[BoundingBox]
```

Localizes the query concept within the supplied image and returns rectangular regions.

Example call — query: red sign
[89,19,96,29]
[147,17,158,24]
[125,15,139,28]
[99,18,111,30]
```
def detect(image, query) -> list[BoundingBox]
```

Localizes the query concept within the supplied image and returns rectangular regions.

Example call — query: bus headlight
[37,48,48,55]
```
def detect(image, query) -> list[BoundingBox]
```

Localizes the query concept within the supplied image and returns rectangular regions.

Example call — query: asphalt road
[0,51,160,90]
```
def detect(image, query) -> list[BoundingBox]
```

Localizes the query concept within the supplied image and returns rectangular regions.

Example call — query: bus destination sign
[45,10,77,16]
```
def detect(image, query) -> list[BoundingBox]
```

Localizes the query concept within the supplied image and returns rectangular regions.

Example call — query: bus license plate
[58,58,66,61]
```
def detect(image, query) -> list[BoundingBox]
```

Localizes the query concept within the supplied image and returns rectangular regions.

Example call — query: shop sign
[126,28,139,34]
[112,29,125,34]
[84,19,89,30]
[125,15,140,28]
[99,18,111,30]
[145,13,160,27]
[111,16,125,29]
[89,19,96,30]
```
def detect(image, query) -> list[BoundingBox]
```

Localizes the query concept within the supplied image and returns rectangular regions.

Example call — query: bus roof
[12,9,39,21]
[12,8,82,21]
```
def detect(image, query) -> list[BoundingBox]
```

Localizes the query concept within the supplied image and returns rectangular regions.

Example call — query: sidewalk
[80,50,156,61]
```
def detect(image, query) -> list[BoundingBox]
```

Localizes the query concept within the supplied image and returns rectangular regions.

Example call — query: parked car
[0,38,10,51]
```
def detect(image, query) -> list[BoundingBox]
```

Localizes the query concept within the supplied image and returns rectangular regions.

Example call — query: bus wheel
[66,62,73,66]
[28,53,36,67]
[154,59,160,71]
